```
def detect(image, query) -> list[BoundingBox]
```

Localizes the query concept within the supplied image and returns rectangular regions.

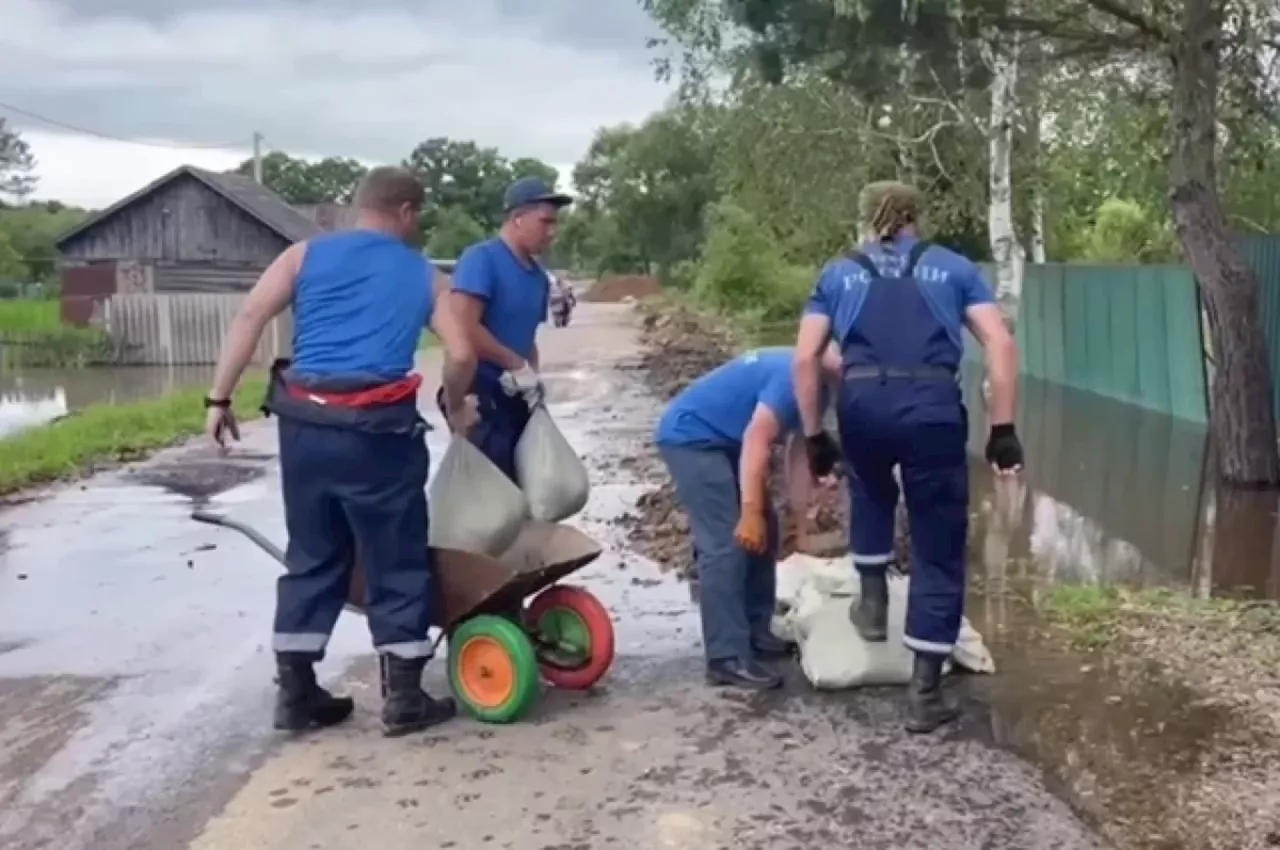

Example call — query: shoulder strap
[904,240,933,276]
[843,250,881,280]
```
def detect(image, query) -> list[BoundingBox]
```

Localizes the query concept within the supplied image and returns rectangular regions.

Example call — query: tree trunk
[986,29,1024,304]
[1167,0,1280,486]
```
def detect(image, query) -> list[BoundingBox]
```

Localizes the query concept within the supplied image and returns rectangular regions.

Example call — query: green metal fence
[1016,263,1208,423]
[1239,235,1280,419]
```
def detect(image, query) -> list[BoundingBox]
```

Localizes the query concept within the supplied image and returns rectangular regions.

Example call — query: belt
[843,365,956,380]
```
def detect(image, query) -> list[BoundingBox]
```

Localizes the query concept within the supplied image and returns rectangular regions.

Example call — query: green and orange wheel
[527,585,616,690]
[447,615,540,723]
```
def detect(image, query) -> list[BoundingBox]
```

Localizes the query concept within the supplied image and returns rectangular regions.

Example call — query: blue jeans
[658,443,779,663]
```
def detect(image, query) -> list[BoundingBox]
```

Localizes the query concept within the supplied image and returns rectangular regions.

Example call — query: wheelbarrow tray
[190,510,602,631]
[349,521,603,629]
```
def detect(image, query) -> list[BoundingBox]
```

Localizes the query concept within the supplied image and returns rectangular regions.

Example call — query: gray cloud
[0,0,673,171]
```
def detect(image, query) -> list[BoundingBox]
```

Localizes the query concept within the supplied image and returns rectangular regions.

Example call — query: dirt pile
[620,301,909,577]
[583,275,662,303]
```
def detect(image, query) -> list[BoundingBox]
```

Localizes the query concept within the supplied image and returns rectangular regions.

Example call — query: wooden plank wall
[104,293,293,366]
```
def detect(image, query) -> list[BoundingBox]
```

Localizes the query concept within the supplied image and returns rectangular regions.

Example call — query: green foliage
[426,207,486,260]
[404,138,561,233]
[692,200,813,326]
[571,109,718,277]
[234,152,367,205]
[0,201,89,283]
[1080,198,1179,264]
[0,119,36,200]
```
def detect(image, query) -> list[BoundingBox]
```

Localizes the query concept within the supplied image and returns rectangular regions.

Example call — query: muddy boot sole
[705,668,784,691]
[381,698,457,738]
[273,695,356,732]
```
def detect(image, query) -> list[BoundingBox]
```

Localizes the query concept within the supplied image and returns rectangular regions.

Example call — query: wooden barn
[57,165,320,326]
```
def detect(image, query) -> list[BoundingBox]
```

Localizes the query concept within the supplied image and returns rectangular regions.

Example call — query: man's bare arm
[451,291,527,371]
[429,285,478,416]
[964,303,1019,425]
[209,243,301,399]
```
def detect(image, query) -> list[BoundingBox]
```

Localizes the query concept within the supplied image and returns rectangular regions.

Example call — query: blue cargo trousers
[658,443,779,663]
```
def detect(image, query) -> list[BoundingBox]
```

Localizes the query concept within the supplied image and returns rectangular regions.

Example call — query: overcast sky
[1,0,675,208]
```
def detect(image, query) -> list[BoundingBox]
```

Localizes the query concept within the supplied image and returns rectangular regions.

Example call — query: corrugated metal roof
[56,165,320,250]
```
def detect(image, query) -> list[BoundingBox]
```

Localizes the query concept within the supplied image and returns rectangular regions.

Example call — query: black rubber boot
[849,570,890,642]
[273,654,355,732]
[380,654,456,738]
[904,653,959,734]
[706,658,783,691]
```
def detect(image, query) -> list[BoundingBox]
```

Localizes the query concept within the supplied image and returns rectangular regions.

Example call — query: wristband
[203,397,232,409]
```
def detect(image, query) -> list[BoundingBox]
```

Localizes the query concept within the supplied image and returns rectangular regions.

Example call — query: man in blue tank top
[443,176,571,480]
[203,166,478,738]
[655,346,842,691]
[793,181,1023,734]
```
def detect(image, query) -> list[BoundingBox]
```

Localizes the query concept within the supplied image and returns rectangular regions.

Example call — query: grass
[0,299,62,331]
[1040,583,1280,651]
[0,298,114,368]
[0,373,268,496]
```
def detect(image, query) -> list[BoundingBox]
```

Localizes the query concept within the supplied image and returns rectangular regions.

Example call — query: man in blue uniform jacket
[793,181,1023,733]
[656,346,842,691]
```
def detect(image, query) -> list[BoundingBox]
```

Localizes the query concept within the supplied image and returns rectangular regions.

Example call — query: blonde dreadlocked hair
[858,181,924,243]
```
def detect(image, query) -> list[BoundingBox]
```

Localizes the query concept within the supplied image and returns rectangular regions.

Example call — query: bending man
[656,346,842,691]
[793,181,1022,734]
[444,176,572,479]
[204,166,477,737]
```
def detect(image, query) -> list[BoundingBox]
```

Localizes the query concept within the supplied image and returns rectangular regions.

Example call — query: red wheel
[527,585,615,690]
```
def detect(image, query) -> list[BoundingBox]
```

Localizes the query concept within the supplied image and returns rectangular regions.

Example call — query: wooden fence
[103,293,292,366]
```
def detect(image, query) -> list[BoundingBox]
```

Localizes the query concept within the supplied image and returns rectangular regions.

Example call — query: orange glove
[734,503,770,554]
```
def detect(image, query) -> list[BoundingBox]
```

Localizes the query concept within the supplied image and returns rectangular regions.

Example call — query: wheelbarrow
[190,510,615,724]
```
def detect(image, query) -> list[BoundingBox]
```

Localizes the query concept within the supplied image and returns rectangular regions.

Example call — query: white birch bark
[986,29,1024,304]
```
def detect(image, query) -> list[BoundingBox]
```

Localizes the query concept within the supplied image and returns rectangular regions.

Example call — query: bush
[1081,198,1180,263]
[692,200,816,331]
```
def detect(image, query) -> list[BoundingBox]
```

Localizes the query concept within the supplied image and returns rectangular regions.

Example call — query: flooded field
[0,366,213,437]
[962,369,1280,602]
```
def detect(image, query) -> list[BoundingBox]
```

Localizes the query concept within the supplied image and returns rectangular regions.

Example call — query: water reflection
[962,368,1280,601]
[0,366,214,436]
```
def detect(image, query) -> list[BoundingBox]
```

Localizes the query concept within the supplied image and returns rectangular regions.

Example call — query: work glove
[500,363,545,407]
[804,431,840,479]
[985,423,1024,475]
[734,503,770,555]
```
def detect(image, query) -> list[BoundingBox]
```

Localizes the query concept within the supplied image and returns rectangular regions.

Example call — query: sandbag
[772,554,995,690]
[513,405,590,522]
[427,436,528,556]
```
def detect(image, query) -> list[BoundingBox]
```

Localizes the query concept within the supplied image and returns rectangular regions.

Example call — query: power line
[0,100,248,151]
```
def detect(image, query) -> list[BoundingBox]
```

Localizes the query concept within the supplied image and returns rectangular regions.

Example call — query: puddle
[961,367,1280,600]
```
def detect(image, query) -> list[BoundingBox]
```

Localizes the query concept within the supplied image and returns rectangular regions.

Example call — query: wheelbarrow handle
[190,510,288,566]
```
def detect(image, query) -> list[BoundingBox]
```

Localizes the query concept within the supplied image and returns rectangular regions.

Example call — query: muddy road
[0,303,1102,850]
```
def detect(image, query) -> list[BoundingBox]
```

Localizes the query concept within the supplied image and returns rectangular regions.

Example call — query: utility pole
[252,132,264,184]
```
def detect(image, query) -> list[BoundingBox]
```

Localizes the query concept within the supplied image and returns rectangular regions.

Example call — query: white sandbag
[772,553,996,690]
[513,405,590,522]
[427,436,528,556]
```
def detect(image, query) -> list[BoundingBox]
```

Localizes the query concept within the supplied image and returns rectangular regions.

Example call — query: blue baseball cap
[503,176,573,213]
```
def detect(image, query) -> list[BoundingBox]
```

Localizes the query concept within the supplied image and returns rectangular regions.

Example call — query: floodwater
[961,368,1280,601]
[0,366,214,436]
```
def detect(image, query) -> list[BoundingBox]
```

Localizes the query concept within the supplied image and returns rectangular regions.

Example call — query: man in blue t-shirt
[655,345,842,691]
[793,181,1022,734]
[445,176,572,479]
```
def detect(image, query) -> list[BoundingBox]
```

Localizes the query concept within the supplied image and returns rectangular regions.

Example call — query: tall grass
[0,299,114,368]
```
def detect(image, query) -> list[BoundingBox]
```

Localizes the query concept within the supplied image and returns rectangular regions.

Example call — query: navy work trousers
[273,417,435,660]
[838,383,968,656]
[658,443,779,663]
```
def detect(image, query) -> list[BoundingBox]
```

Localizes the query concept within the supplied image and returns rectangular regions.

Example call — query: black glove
[985,423,1024,471]
[804,432,840,478]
